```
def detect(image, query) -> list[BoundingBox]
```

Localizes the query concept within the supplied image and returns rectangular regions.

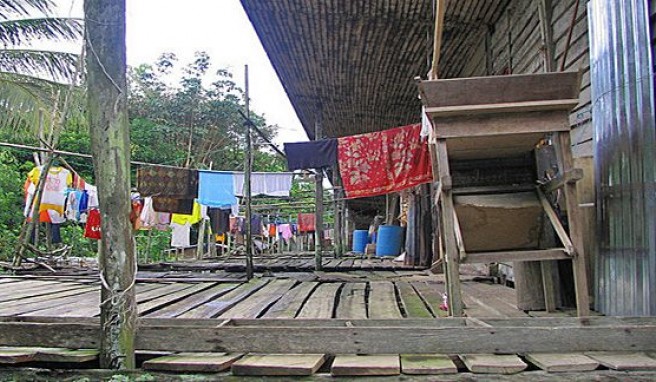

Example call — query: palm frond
[0,71,57,133]
[0,48,78,82]
[0,71,85,136]
[0,17,82,46]
[0,0,54,19]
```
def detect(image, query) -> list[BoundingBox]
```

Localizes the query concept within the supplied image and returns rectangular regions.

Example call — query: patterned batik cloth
[337,124,432,198]
[137,166,198,199]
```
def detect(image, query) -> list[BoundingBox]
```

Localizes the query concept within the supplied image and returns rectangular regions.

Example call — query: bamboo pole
[244,65,254,280]
[314,113,324,271]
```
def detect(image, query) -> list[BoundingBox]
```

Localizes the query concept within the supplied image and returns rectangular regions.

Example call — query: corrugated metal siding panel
[590,0,656,316]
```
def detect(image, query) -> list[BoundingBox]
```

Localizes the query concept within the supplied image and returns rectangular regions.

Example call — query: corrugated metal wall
[589,0,656,316]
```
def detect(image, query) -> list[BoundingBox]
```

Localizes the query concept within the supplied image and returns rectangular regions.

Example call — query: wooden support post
[333,168,343,258]
[244,65,254,280]
[196,218,206,260]
[386,193,399,225]
[314,115,324,271]
[537,0,555,72]
[555,132,590,316]
[85,0,136,368]
[435,140,463,317]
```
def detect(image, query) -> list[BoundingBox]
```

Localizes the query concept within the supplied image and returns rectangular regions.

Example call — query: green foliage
[0,150,26,260]
[0,0,83,132]
[134,229,172,263]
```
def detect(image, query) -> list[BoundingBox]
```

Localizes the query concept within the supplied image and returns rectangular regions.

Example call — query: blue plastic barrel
[352,230,369,253]
[376,225,404,257]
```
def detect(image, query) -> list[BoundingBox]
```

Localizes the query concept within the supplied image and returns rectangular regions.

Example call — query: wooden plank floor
[140,255,424,273]
[0,275,652,378]
[0,275,552,319]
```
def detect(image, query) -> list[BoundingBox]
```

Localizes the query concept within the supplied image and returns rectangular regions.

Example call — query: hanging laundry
[252,214,263,235]
[279,224,293,241]
[208,207,231,235]
[268,224,277,237]
[139,197,157,228]
[298,213,315,232]
[232,172,294,197]
[152,197,194,215]
[137,166,198,198]
[25,166,73,223]
[284,138,338,170]
[65,190,82,222]
[229,216,239,233]
[337,124,432,198]
[171,201,205,225]
[197,170,237,208]
[170,222,191,248]
[84,209,102,240]
[239,214,263,235]
[51,223,62,244]
[155,211,171,230]
[130,199,143,230]
[85,184,99,209]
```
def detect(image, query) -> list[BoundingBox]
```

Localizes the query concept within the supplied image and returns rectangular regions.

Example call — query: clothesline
[0,141,300,173]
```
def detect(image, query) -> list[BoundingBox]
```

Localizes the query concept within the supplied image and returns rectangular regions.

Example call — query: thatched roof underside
[240,0,510,139]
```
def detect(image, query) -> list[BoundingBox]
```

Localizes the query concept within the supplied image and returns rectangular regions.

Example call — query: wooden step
[331,355,400,376]
[525,353,599,372]
[231,354,326,376]
[586,352,656,371]
[460,354,527,374]
[401,354,458,375]
[143,352,242,372]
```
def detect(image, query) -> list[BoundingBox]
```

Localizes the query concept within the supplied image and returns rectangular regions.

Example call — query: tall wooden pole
[85,0,136,369]
[244,65,254,279]
[333,169,343,258]
[314,111,324,270]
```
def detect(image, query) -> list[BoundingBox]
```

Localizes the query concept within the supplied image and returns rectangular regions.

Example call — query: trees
[129,52,285,171]
[0,0,82,133]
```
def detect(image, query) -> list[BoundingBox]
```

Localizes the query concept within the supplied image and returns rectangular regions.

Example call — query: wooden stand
[420,72,590,317]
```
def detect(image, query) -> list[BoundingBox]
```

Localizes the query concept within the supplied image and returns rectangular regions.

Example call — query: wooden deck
[140,254,424,273]
[0,274,654,378]
[0,272,557,320]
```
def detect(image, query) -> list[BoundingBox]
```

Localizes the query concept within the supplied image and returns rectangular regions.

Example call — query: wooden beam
[244,65,254,280]
[540,168,584,194]
[0,319,655,354]
[333,168,343,258]
[432,111,572,139]
[537,188,575,254]
[425,99,580,118]
[452,209,466,259]
[461,249,571,264]
[436,140,463,317]
[430,0,447,80]
[537,0,556,72]
[555,132,590,317]
[314,114,324,271]
[420,72,581,108]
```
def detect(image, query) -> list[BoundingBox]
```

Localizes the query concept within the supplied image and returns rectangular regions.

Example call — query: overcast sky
[55,0,307,144]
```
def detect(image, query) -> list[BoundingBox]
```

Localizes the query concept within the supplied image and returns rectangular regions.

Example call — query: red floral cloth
[337,124,432,198]
[298,213,316,232]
